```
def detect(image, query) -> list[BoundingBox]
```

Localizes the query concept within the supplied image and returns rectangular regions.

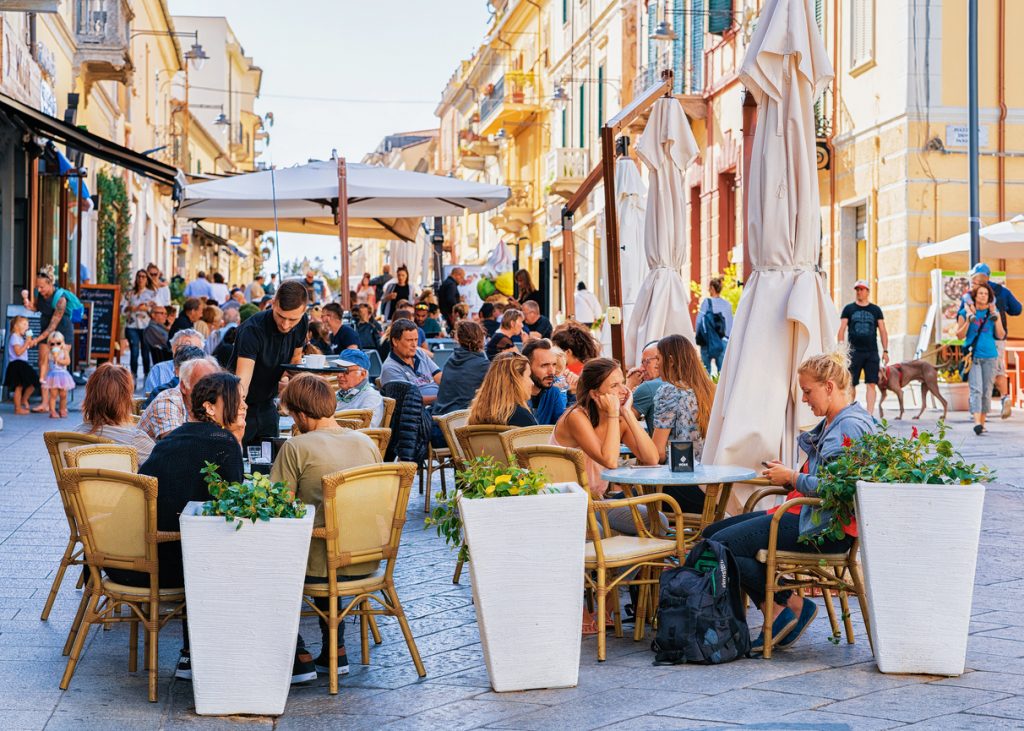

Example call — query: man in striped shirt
[139,357,219,440]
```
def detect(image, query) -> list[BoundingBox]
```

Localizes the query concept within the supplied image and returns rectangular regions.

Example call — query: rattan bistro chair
[514,445,687,661]
[381,397,396,430]
[65,444,139,472]
[455,424,514,465]
[500,425,554,466]
[334,409,374,429]
[436,410,470,470]
[41,431,114,621]
[358,428,392,455]
[301,463,425,694]
[59,468,186,702]
[742,486,872,660]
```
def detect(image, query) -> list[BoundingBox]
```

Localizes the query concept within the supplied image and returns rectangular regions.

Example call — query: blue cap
[970,263,991,277]
[334,350,370,371]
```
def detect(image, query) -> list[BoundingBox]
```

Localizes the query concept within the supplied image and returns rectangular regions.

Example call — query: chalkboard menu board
[79,284,120,362]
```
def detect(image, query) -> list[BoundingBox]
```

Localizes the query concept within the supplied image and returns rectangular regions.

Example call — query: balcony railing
[479,71,540,134]
[75,0,128,49]
[490,180,534,235]
[480,76,505,125]
[546,148,590,198]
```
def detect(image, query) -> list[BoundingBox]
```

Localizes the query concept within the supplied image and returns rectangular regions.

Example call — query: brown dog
[877,360,948,420]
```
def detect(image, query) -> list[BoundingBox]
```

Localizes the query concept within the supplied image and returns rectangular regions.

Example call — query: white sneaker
[1001,396,1012,420]
[174,650,191,680]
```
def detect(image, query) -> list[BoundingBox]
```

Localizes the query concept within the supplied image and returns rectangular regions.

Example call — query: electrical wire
[186,84,437,104]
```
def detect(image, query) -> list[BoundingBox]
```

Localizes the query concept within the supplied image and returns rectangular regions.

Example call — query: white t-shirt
[574,289,603,324]
[209,282,230,305]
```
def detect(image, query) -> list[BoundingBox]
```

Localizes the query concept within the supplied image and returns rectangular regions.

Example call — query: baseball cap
[969,262,991,278]
[334,350,370,371]
[853,280,869,290]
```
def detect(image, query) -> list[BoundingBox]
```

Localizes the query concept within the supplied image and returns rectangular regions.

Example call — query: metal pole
[337,157,350,310]
[968,0,981,267]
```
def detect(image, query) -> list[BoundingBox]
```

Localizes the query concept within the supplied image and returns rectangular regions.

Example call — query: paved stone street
[1,394,1023,730]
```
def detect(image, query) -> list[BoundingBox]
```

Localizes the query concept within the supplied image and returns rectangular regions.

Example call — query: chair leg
[76,565,86,590]
[439,460,447,497]
[839,589,855,644]
[850,562,874,655]
[368,613,383,645]
[147,601,159,703]
[60,590,98,691]
[821,588,841,639]
[763,585,776,660]
[453,544,467,584]
[418,465,424,495]
[360,601,371,666]
[63,588,91,656]
[596,569,608,662]
[386,584,425,677]
[328,596,339,695]
[41,538,77,620]
[128,620,139,673]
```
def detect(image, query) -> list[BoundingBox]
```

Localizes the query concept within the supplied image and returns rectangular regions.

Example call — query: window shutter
[708,0,732,35]
[647,2,658,88]
[690,0,705,92]
[561,108,568,148]
[597,65,605,126]
[850,0,874,67]
[578,84,586,148]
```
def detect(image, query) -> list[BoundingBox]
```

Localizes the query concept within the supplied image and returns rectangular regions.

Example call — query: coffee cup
[302,354,327,368]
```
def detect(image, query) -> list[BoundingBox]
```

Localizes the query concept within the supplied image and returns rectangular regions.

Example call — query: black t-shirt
[507,404,539,428]
[483,319,500,337]
[229,309,308,406]
[526,315,553,340]
[841,302,884,351]
[331,324,360,353]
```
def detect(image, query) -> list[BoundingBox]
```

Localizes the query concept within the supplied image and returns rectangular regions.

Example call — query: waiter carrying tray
[229,280,309,445]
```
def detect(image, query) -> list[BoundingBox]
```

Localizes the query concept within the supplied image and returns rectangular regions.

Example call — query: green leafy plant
[200,462,307,530]
[808,421,995,544]
[689,264,742,314]
[95,169,132,292]
[426,457,549,558]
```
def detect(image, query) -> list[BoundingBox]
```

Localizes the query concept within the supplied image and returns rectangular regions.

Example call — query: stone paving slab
[1,402,1023,730]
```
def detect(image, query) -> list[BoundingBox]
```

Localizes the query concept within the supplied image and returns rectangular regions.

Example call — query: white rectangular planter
[856,481,985,676]
[459,483,588,692]
[180,501,314,715]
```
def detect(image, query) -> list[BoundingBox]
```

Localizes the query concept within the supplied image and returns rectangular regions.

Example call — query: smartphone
[761,461,771,468]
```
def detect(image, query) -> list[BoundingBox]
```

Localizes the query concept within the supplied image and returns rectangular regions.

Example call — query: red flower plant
[911,426,919,439]
[841,435,853,448]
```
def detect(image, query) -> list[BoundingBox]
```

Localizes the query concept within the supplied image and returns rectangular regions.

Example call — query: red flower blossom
[911,426,919,439]
[842,435,853,448]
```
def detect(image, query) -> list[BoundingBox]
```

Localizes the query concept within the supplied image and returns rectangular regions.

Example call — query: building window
[855,204,868,281]
[578,83,585,147]
[671,0,685,94]
[849,0,875,71]
[647,2,658,88]
[562,0,568,25]
[561,108,568,148]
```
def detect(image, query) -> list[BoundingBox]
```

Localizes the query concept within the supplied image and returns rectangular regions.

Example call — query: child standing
[4,316,40,414]
[44,332,75,418]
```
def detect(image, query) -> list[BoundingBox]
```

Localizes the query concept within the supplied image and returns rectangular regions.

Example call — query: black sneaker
[174,650,192,680]
[292,645,317,684]
[974,424,984,436]
[314,646,350,676]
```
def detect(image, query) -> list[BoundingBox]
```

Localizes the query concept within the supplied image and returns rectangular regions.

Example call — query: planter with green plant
[812,422,994,676]
[428,457,588,692]
[179,465,313,715]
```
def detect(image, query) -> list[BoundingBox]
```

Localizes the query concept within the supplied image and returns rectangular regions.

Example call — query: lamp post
[967,0,981,267]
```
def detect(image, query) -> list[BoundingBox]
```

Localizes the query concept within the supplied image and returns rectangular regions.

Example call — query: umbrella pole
[600,125,623,364]
[337,157,350,311]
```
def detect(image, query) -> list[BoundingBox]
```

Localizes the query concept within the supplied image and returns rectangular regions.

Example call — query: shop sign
[945,124,989,149]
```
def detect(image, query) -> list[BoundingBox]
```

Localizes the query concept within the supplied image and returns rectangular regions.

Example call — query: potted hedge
[179,465,313,715]
[428,457,588,692]
[813,422,994,676]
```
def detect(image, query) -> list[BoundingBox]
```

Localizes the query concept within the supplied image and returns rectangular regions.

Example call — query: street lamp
[650,19,676,42]
[551,83,570,110]
[184,42,208,70]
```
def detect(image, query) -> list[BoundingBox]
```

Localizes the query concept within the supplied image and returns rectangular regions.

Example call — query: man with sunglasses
[144,305,172,363]
[627,341,664,434]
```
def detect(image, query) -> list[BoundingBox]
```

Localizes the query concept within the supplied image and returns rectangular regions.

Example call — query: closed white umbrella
[917,214,1024,259]
[702,0,837,512]
[626,97,698,368]
[616,157,648,364]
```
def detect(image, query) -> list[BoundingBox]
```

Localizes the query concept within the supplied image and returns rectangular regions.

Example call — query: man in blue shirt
[627,341,664,434]
[523,339,566,425]
[380,319,441,404]
[184,271,213,299]
[968,263,1022,419]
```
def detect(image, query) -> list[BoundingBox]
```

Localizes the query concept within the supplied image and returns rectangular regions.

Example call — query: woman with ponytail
[702,346,876,655]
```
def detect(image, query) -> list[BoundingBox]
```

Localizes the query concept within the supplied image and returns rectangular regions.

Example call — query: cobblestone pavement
[1,394,1023,730]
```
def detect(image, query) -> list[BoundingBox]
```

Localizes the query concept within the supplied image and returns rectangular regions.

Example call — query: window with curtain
[849,0,875,70]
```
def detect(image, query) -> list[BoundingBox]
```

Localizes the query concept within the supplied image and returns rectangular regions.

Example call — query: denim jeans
[702,511,852,608]
[125,327,151,379]
[968,356,997,415]
[701,346,724,375]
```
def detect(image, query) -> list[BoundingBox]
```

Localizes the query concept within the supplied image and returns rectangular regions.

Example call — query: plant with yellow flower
[426,456,548,556]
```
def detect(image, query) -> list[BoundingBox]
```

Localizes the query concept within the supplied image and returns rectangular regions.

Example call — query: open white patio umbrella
[625,97,698,368]
[178,159,510,242]
[917,214,1024,260]
[702,0,837,513]
[616,157,648,365]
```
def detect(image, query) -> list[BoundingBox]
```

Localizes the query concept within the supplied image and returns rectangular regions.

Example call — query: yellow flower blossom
[509,487,520,495]
[485,484,495,495]
[495,475,511,485]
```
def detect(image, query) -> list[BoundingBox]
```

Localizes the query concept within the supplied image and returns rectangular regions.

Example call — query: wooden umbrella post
[600,124,623,364]
[337,156,350,311]
[560,208,576,318]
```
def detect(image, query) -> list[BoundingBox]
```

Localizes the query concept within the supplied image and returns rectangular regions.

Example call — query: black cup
[670,441,695,473]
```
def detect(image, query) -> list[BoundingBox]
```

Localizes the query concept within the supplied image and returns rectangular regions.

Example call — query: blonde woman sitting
[468,352,537,428]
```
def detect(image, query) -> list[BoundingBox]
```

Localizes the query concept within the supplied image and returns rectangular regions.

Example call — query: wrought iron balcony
[479,71,541,136]
[545,148,590,199]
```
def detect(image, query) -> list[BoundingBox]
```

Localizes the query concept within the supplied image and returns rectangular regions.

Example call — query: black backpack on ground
[651,538,751,665]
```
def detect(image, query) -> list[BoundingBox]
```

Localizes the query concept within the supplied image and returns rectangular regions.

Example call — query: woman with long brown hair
[513,268,543,311]
[650,334,716,512]
[468,352,537,427]
[551,322,601,376]
[73,362,154,460]
[123,269,158,380]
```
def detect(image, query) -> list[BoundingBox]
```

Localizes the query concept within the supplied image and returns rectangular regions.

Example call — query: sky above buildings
[168,0,491,274]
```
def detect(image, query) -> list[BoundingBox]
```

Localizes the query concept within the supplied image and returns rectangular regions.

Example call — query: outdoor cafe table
[600,463,758,532]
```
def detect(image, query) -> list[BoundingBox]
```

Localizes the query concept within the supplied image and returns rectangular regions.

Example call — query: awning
[47,146,91,201]
[0,92,179,188]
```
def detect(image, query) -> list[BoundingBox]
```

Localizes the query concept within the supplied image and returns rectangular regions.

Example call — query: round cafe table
[600,463,758,532]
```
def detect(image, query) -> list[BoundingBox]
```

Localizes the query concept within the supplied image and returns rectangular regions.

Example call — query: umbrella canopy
[178,160,510,241]
[625,97,698,367]
[917,215,1024,260]
[616,157,649,358]
[702,0,837,512]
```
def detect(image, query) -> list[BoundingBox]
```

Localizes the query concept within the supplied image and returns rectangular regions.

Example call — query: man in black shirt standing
[438,267,465,329]
[229,280,309,445]
[837,279,889,415]
[320,303,359,354]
